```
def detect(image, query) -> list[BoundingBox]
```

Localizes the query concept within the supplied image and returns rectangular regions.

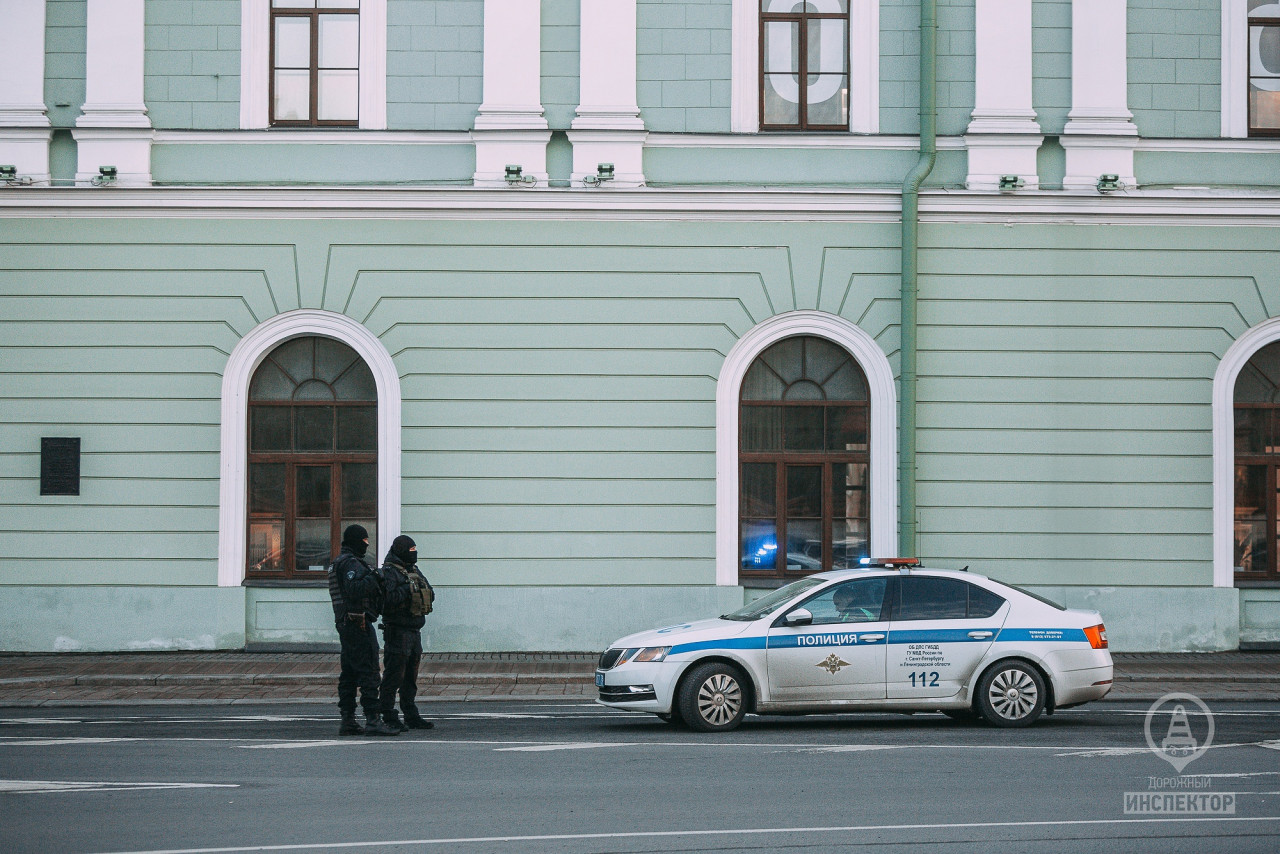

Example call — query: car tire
[975,661,1046,728]
[677,662,748,733]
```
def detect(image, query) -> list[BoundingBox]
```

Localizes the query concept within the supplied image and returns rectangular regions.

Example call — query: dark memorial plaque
[40,437,80,496]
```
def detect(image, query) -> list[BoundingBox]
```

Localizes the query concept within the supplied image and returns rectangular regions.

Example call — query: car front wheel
[976,661,1046,727]
[677,663,748,732]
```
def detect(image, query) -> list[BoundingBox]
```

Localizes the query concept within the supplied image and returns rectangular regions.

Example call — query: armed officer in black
[378,535,435,732]
[328,524,399,737]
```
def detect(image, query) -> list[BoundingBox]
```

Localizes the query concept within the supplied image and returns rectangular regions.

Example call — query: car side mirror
[783,607,813,627]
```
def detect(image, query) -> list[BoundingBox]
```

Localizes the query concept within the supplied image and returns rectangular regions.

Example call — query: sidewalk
[0,651,1277,707]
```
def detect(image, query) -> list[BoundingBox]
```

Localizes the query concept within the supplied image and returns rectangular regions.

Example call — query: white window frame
[240,0,387,130]
[217,310,402,587]
[732,0,879,133]
[1223,0,1280,138]
[715,311,898,586]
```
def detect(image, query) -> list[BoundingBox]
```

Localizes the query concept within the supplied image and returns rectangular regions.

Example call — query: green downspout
[899,0,937,557]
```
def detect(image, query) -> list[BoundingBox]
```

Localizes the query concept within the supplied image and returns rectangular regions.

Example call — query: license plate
[595,672,605,688]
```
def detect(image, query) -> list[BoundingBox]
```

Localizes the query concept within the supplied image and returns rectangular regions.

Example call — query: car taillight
[1084,623,1108,649]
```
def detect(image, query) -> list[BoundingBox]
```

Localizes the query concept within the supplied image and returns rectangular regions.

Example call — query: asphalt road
[3,700,1279,854]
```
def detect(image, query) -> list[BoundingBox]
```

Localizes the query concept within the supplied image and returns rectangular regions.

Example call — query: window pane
[295,518,332,572]
[295,406,334,450]
[783,405,824,450]
[895,577,969,621]
[741,360,787,400]
[806,577,886,625]
[296,465,331,518]
[337,406,377,451]
[319,15,360,67]
[342,462,377,519]
[760,0,848,10]
[741,519,778,569]
[808,19,847,74]
[314,338,358,384]
[826,404,868,451]
[968,585,1006,619]
[333,361,377,400]
[294,379,336,401]
[807,73,848,126]
[785,519,822,571]
[251,406,291,452]
[318,70,359,121]
[250,361,296,400]
[1236,408,1270,454]
[763,21,799,74]
[271,338,315,382]
[786,465,822,517]
[249,463,286,514]
[319,0,360,7]
[275,1,317,7]
[248,520,285,572]
[833,462,868,518]
[1251,25,1280,77]
[760,337,804,385]
[274,17,311,67]
[740,462,776,515]
[274,69,311,121]
[1236,464,1268,572]
[1250,85,1280,131]
[741,405,783,451]
[829,518,867,569]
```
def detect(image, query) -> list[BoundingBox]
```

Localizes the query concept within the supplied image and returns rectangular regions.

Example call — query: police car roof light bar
[859,557,921,569]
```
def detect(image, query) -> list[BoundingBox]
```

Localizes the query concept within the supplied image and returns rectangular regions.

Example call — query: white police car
[595,560,1112,732]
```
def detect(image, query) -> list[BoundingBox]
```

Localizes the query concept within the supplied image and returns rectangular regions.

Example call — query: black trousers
[380,625,423,719]
[336,617,380,716]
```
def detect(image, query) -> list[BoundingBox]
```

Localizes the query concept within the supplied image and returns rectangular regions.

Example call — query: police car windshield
[721,577,829,621]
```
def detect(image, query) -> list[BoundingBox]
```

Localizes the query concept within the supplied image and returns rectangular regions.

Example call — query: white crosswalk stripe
[0,779,238,794]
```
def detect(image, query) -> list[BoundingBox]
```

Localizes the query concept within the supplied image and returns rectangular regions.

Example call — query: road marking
[0,779,238,795]
[0,737,140,747]
[0,717,82,725]
[794,745,904,754]
[493,741,631,752]
[1055,747,1152,757]
[88,815,1280,854]
[240,740,369,750]
[1259,740,1280,751]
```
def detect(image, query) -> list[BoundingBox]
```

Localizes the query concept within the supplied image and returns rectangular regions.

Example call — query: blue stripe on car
[669,637,767,656]
[668,627,1087,656]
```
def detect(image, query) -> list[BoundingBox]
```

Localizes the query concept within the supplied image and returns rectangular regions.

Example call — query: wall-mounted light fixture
[583,162,615,187]
[504,164,536,187]
[997,174,1024,192]
[92,165,118,186]
[1096,173,1122,194]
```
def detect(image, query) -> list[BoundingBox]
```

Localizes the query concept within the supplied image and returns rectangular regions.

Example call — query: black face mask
[349,540,368,558]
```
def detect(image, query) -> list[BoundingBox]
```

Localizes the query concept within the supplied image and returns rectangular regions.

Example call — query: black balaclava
[388,535,417,567]
[342,524,369,558]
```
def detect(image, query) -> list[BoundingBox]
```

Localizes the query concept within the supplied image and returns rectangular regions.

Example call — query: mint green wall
[387,0,483,130]
[1032,0,1071,135]
[637,0,731,133]
[150,142,476,184]
[45,0,86,131]
[1128,0,1221,139]
[541,0,580,130]
[144,0,240,130]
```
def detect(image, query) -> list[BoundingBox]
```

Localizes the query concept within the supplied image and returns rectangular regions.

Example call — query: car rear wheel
[677,663,747,732]
[976,661,1046,727]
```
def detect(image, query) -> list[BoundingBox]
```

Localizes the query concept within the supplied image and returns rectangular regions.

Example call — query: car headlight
[617,646,670,665]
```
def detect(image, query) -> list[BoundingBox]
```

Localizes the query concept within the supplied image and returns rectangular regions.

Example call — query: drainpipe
[899,0,937,557]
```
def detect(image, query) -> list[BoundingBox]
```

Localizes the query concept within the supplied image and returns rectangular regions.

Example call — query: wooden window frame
[1234,403,1280,581]
[269,3,361,128]
[758,3,850,132]
[1249,15,1280,138]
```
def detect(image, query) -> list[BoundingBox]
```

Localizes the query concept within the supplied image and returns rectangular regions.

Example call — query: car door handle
[968,631,993,639]
[858,633,885,642]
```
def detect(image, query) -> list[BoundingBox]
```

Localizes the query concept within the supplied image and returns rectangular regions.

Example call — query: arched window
[1234,340,1280,580]
[246,337,377,579]
[739,335,870,577]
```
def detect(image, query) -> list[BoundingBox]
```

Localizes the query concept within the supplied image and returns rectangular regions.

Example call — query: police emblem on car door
[766,577,890,701]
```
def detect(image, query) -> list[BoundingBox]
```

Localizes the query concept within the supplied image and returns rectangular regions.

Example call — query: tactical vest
[407,571,434,617]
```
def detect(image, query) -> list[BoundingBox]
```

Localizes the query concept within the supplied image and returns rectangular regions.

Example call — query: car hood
[609,617,752,649]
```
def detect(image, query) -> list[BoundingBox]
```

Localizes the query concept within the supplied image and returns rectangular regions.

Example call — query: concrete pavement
[0,650,1277,707]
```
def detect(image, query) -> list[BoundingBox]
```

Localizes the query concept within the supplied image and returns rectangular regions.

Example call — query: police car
[595,560,1112,732]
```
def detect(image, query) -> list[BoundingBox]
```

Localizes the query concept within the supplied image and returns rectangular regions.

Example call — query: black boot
[338,712,365,736]
[403,714,434,730]
[363,712,401,737]
[382,711,408,733]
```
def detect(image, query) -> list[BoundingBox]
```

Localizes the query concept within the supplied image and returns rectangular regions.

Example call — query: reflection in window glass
[895,577,969,621]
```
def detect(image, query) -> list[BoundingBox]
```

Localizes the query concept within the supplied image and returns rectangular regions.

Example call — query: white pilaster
[964,0,1042,190]
[0,0,52,183]
[1061,0,1137,191]
[472,0,550,187]
[75,0,152,185]
[569,0,645,187]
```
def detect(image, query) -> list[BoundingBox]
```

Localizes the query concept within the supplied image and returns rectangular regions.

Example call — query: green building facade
[2,0,1279,653]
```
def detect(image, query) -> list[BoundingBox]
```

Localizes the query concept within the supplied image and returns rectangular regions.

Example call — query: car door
[885,575,1008,699]
[765,576,890,702]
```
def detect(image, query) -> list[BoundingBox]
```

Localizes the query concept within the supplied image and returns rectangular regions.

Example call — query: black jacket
[328,547,382,620]
[379,557,432,631]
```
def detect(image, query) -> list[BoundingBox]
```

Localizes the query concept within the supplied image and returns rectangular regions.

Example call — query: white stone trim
[965,0,1041,190]
[217,310,402,588]
[240,0,387,130]
[473,0,549,185]
[571,0,645,187]
[1212,318,1280,589]
[1062,0,1137,190]
[731,0,879,134]
[75,0,151,185]
[715,311,898,586]
[0,0,50,128]
[1223,1,1248,138]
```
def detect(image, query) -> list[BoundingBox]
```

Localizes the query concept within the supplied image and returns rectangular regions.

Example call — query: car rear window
[967,584,1006,619]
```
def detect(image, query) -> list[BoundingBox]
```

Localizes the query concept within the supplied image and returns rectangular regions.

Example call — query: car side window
[893,576,968,621]
[801,577,888,625]
[967,584,1006,619]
